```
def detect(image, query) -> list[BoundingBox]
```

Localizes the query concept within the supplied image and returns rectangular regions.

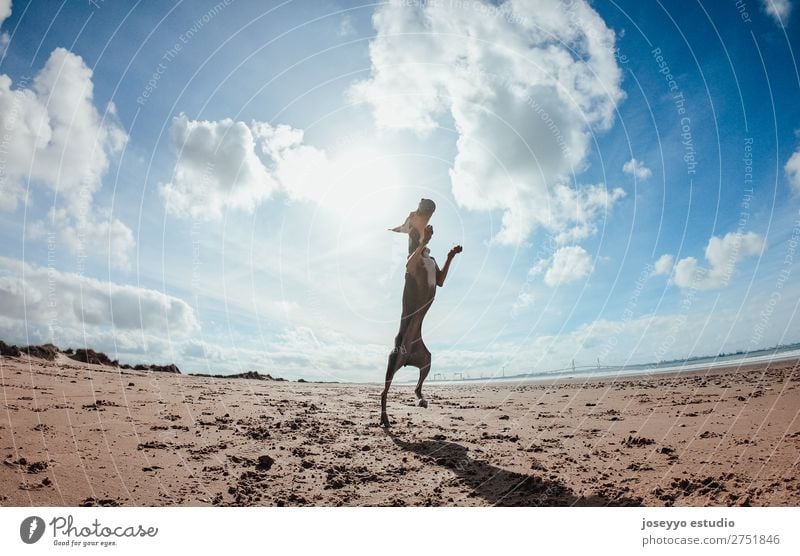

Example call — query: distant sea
[406,345,800,385]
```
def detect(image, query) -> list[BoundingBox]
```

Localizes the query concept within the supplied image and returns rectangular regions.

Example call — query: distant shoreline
[396,348,800,386]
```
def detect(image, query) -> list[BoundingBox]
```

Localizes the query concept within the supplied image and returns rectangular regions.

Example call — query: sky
[0,0,799,382]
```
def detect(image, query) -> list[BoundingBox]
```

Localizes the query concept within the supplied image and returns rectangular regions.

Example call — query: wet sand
[1,353,798,506]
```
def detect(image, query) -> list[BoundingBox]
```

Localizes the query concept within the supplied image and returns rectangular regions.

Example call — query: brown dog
[381,199,462,427]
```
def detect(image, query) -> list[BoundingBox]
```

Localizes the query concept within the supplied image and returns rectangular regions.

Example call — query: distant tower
[571,359,576,373]
[597,357,601,369]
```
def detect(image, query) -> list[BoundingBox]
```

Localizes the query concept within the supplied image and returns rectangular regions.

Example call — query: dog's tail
[388,211,415,233]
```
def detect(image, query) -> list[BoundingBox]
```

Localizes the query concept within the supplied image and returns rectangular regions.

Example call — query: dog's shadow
[388,433,641,507]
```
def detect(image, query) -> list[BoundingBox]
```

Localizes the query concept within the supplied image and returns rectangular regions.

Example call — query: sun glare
[318,143,412,230]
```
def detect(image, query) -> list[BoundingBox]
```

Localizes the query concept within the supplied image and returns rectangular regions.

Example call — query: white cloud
[652,254,674,276]
[251,121,329,203]
[546,183,625,244]
[0,48,128,209]
[161,115,275,220]
[0,0,10,54]
[338,14,356,37]
[512,290,535,312]
[351,0,626,245]
[165,325,391,380]
[0,0,10,25]
[0,256,199,365]
[0,47,132,268]
[786,148,800,193]
[528,257,551,277]
[622,158,652,180]
[544,245,593,287]
[26,207,134,271]
[161,114,328,219]
[673,232,765,290]
[246,325,388,380]
[182,339,225,361]
[0,256,198,337]
[762,0,792,25]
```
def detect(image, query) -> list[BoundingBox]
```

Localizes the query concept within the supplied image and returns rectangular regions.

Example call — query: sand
[1,353,798,506]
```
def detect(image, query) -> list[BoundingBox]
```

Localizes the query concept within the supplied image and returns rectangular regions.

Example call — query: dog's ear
[388,211,415,233]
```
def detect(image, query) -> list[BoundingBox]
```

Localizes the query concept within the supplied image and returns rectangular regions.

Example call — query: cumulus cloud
[161,115,275,219]
[0,256,198,338]
[0,0,10,25]
[786,148,800,193]
[762,0,792,25]
[543,245,593,287]
[0,0,10,53]
[652,254,674,276]
[161,114,328,219]
[673,232,765,290]
[351,0,625,245]
[252,121,329,203]
[622,158,652,181]
[0,47,132,268]
[0,0,11,51]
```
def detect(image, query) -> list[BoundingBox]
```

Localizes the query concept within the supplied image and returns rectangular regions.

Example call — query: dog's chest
[419,257,436,289]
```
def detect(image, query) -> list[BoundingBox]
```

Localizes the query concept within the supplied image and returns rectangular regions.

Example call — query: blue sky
[1,0,799,381]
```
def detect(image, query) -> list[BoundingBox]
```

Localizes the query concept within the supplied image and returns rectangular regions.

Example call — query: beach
[1,352,798,507]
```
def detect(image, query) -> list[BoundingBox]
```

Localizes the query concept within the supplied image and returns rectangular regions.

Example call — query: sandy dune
[1,353,798,506]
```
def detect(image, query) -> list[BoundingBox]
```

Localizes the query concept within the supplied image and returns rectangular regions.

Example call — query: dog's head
[417,198,436,216]
[389,198,436,234]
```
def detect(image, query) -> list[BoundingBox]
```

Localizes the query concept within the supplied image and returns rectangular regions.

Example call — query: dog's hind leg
[380,333,405,427]
[413,346,432,408]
